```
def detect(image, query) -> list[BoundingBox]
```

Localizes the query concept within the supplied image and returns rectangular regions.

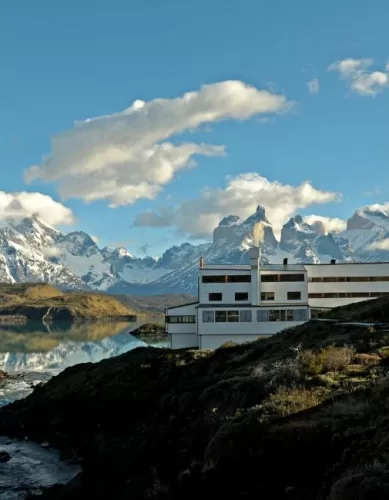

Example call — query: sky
[1,0,389,257]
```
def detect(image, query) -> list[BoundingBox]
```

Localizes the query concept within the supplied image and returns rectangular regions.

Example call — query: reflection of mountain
[0,321,136,353]
[0,331,151,372]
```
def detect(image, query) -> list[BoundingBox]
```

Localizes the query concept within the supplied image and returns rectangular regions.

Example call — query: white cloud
[329,58,389,96]
[0,191,74,226]
[25,81,291,207]
[303,214,347,233]
[307,78,320,95]
[41,246,62,258]
[91,235,99,244]
[369,238,389,251]
[133,173,340,239]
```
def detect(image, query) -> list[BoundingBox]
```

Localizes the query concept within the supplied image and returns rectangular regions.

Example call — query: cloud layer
[26,81,291,207]
[0,191,75,227]
[329,58,389,96]
[369,238,389,251]
[133,173,339,239]
[303,214,347,233]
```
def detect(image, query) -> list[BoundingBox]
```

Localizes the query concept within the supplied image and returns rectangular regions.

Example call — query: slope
[0,283,137,321]
[2,298,389,498]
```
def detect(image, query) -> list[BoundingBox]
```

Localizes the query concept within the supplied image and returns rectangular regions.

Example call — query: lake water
[0,320,166,407]
[0,320,167,498]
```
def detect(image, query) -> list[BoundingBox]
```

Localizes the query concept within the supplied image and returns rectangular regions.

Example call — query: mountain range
[0,205,389,295]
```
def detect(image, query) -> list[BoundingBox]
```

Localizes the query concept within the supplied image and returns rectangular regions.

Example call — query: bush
[262,386,325,418]
[354,353,381,367]
[299,346,355,375]
[251,358,304,389]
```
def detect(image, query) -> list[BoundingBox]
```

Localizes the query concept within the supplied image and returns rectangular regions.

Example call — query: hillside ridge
[2,297,389,498]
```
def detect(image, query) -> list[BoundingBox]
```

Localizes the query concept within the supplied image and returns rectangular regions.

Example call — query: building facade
[166,249,389,350]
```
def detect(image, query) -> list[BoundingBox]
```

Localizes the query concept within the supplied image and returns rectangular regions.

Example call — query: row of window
[208,291,302,301]
[166,315,196,323]
[309,292,389,299]
[202,309,308,323]
[202,273,305,283]
[309,276,389,282]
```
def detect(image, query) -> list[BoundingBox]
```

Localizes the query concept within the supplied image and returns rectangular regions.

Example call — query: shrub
[262,386,325,418]
[354,353,381,367]
[251,358,303,389]
[299,346,355,375]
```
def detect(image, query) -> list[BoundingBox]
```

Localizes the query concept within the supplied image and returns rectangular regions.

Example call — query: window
[215,311,227,322]
[166,315,196,323]
[269,310,280,321]
[293,309,308,321]
[261,274,278,282]
[202,275,252,283]
[308,293,323,298]
[235,292,248,301]
[257,309,269,322]
[287,291,301,300]
[228,275,251,283]
[311,277,322,282]
[286,310,294,321]
[261,292,274,301]
[209,293,222,301]
[240,310,252,322]
[202,311,214,322]
[227,310,240,322]
[279,274,305,282]
[202,275,226,283]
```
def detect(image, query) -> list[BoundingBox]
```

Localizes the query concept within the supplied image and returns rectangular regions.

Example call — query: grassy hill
[0,283,137,322]
[114,293,196,313]
[3,297,389,498]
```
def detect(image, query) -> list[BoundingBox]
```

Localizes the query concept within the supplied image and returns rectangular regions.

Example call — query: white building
[166,248,389,350]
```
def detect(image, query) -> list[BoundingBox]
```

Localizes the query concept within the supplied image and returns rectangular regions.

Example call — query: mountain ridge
[0,205,389,294]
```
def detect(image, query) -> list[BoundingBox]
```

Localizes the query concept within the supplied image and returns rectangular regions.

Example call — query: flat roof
[201,265,251,270]
[165,301,199,310]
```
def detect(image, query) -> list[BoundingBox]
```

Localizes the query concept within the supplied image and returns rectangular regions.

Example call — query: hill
[0,283,137,322]
[2,298,389,498]
[114,293,197,313]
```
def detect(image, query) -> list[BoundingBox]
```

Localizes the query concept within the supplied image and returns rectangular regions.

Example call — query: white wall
[306,263,389,308]
[170,334,199,349]
[261,280,308,304]
[199,269,251,304]
[166,304,197,335]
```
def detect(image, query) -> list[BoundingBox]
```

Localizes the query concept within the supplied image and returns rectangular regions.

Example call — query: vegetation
[2,298,389,498]
[115,293,196,314]
[0,283,138,322]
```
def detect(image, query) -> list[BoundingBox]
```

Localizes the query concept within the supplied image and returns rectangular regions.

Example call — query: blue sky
[1,0,389,256]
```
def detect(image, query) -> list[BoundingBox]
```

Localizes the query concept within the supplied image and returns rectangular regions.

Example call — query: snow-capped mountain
[1,204,389,295]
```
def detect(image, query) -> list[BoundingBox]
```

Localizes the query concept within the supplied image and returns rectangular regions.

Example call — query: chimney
[200,257,204,269]
[330,259,336,265]
[248,247,260,306]
[283,258,288,267]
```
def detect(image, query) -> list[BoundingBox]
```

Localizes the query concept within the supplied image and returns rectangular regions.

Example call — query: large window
[209,293,222,301]
[228,310,240,322]
[261,292,275,301]
[279,274,305,282]
[240,310,252,322]
[293,309,308,321]
[309,276,389,283]
[257,309,269,322]
[308,292,389,299]
[202,311,214,322]
[228,275,251,283]
[235,292,249,301]
[202,275,251,283]
[261,274,278,282]
[167,315,196,323]
[257,309,308,322]
[287,291,301,300]
[215,311,227,322]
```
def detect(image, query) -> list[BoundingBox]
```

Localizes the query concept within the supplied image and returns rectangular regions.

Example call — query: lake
[0,319,166,407]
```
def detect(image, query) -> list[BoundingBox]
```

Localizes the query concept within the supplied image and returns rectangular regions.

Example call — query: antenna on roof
[283,258,288,267]
[330,259,336,264]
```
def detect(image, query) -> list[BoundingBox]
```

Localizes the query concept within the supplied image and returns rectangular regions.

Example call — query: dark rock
[0,451,11,463]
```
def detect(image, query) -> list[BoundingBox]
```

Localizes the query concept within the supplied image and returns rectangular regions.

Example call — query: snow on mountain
[0,204,389,295]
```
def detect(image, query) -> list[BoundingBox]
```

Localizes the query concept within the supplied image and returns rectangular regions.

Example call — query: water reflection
[0,319,166,406]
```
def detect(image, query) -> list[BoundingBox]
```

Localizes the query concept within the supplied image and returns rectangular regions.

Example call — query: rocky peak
[218,215,241,227]
[242,205,269,226]
[280,215,317,251]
